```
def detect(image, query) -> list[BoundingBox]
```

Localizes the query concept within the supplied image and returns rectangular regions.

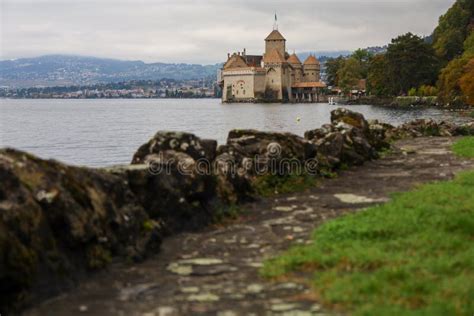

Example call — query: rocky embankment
[344,96,472,112]
[346,96,472,109]
[346,96,439,107]
[1,109,473,313]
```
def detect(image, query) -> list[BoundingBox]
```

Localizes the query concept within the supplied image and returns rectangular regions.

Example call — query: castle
[220,27,326,103]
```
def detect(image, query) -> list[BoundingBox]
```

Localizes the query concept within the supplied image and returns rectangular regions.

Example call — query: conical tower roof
[263,49,286,63]
[303,55,320,65]
[265,29,286,41]
[287,53,302,65]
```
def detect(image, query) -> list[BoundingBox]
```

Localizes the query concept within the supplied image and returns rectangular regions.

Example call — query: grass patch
[378,147,394,158]
[469,111,474,118]
[452,137,474,158]
[252,173,318,197]
[212,204,242,223]
[261,138,474,316]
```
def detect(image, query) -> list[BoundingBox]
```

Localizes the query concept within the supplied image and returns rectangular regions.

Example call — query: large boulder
[213,152,255,204]
[217,129,317,176]
[214,130,317,201]
[367,120,395,150]
[132,131,217,164]
[312,131,345,166]
[113,150,219,233]
[457,122,474,135]
[304,124,335,142]
[0,149,161,313]
[222,129,316,164]
[305,109,380,168]
[130,131,228,223]
[330,108,369,133]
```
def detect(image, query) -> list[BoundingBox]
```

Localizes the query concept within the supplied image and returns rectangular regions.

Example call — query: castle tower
[263,48,288,100]
[287,53,303,83]
[303,54,321,82]
[265,30,286,57]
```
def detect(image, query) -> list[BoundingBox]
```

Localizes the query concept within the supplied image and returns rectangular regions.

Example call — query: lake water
[0,98,466,167]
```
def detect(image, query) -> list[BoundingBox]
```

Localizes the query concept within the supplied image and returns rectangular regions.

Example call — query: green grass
[453,137,474,158]
[262,138,474,316]
[212,204,242,223]
[469,111,474,118]
[252,173,319,197]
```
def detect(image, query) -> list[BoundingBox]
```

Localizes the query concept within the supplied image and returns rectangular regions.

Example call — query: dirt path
[24,137,474,316]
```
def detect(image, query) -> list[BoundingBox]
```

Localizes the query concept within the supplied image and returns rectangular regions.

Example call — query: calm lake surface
[0,98,466,167]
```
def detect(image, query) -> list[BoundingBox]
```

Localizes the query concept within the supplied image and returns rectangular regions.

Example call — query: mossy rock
[86,245,112,270]
[0,149,162,313]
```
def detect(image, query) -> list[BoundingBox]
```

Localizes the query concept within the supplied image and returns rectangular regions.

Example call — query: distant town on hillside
[0,49,387,99]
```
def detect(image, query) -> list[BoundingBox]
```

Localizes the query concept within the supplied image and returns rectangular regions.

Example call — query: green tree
[437,56,469,104]
[385,33,440,95]
[463,32,474,57]
[337,57,362,93]
[437,25,474,105]
[460,58,474,106]
[325,56,345,86]
[367,54,392,96]
[432,0,473,61]
[351,49,373,79]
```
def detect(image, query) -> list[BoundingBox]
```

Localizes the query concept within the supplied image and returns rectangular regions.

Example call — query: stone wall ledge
[1,108,473,313]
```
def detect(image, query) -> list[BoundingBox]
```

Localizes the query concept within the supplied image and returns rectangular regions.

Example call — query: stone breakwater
[1,108,473,313]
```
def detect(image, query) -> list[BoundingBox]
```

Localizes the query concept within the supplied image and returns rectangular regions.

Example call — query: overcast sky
[1,0,455,64]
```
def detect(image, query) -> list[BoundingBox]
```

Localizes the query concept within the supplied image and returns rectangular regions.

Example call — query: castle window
[243,90,246,95]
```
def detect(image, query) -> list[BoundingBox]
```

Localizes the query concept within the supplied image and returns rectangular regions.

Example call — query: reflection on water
[0,98,467,167]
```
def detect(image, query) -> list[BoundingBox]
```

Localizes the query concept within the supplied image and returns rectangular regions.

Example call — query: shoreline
[21,137,474,315]
[3,95,472,110]
[342,95,473,110]
[1,108,474,313]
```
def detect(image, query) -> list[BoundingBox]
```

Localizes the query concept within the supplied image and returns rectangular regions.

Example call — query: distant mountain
[298,50,352,62]
[0,55,221,88]
[0,51,365,88]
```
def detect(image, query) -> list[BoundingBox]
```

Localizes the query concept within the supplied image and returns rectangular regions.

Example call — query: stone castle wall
[265,40,285,57]
[304,65,320,82]
[222,69,265,101]
[265,65,283,100]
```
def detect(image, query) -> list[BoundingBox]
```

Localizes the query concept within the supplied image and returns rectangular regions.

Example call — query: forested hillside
[325,0,474,106]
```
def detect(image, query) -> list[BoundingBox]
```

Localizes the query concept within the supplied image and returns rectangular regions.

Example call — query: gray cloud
[1,0,455,64]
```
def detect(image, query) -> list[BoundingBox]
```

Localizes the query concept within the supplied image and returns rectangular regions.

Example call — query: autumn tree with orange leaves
[460,58,474,106]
